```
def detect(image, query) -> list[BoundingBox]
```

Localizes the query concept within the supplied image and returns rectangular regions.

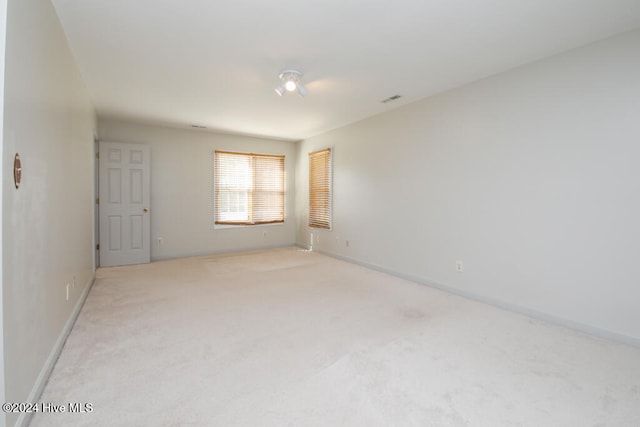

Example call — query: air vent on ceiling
[190,124,207,129]
[381,95,402,103]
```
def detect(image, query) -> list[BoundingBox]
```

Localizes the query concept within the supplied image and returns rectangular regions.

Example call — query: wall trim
[16,275,96,427]
[306,245,640,349]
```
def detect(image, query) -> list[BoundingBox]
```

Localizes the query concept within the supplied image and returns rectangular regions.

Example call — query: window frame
[308,147,332,230]
[214,150,285,227]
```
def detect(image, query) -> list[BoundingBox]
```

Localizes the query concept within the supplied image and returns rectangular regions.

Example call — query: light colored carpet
[31,247,640,426]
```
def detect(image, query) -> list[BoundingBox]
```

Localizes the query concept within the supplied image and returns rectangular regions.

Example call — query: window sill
[214,222,285,230]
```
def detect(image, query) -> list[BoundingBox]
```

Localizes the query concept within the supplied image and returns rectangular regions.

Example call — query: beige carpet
[31,247,640,426]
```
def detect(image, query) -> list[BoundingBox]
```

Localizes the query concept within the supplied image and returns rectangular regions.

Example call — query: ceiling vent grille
[381,95,402,103]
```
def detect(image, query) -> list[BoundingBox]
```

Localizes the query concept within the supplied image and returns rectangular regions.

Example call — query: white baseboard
[16,275,95,427]
[314,247,640,349]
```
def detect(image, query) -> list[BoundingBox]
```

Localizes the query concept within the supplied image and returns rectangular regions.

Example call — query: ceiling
[51,0,640,141]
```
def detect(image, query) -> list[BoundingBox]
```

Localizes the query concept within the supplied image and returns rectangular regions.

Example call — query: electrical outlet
[157,237,164,246]
[456,260,464,272]
[345,240,350,248]
[263,231,268,238]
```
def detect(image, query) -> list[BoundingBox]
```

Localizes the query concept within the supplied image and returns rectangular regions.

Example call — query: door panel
[108,169,121,203]
[108,216,121,250]
[99,142,150,267]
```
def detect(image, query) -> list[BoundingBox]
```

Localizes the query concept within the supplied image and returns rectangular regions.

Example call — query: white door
[99,142,151,267]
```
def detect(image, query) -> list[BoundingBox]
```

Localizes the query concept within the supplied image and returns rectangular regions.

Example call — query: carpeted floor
[31,247,640,426]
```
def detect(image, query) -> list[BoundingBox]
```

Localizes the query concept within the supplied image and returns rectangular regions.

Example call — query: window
[309,148,332,229]
[214,151,285,225]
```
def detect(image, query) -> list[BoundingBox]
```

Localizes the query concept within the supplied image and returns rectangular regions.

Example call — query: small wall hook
[14,153,22,189]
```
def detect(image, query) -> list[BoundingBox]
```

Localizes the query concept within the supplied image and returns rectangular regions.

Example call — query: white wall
[98,119,297,260]
[0,0,7,426]
[296,29,640,345]
[2,0,96,425]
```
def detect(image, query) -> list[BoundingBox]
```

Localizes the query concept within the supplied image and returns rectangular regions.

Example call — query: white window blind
[309,148,332,229]
[214,151,284,225]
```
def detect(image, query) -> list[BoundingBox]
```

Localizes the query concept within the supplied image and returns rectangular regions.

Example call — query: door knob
[143,208,149,213]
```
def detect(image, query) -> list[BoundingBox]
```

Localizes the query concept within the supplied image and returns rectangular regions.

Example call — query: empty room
[2,0,640,426]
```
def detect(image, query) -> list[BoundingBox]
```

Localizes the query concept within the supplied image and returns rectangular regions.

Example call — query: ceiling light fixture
[275,69,307,97]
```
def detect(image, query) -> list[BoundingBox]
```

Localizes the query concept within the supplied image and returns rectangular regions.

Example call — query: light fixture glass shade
[285,80,297,92]
[275,85,285,96]
[296,84,308,97]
